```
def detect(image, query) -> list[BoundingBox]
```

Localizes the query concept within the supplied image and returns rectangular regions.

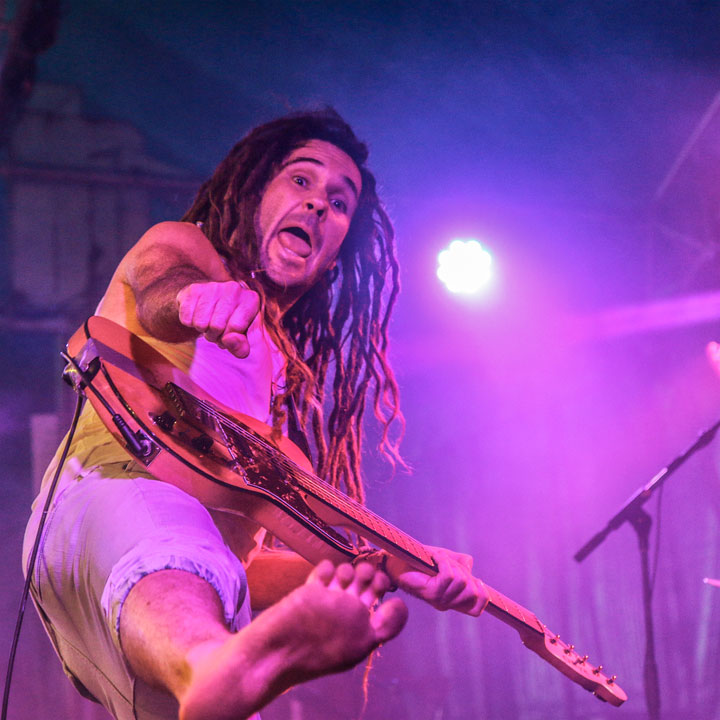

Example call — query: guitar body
[66,316,627,707]
[69,316,394,568]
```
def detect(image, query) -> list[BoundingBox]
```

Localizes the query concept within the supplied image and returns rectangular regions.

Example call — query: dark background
[4,1,720,718]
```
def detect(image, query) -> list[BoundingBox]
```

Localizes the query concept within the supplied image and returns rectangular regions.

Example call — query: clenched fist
[177,281,260,358]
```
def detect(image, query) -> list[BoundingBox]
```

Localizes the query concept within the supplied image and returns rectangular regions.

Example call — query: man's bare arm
[116,222,259,356]
[121,222,233,341]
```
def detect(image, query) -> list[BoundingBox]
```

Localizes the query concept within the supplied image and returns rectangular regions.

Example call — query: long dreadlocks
[181,108,404,503]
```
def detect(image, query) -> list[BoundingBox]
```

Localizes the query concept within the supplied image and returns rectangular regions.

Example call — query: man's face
[255,139,362,304]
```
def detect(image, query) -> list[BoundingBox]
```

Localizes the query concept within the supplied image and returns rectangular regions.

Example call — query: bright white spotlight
[436,238,493,295]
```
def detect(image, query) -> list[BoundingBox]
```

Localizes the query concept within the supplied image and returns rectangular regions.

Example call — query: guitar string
[170,389,567,640]
[191,400,613,688]
[187,390,388,521]
[205,396,424,554]
[174,386,433,564]
[192,397,610,682]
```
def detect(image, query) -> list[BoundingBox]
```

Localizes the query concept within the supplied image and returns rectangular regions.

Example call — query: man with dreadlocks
[24,110,488,720]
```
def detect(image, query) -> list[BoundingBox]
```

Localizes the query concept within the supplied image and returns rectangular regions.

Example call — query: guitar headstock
[521,625,627,706]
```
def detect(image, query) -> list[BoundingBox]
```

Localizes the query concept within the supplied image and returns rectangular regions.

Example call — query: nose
[304,198,326,218]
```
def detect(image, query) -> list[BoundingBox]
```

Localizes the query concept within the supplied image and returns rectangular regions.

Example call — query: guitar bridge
[160,382,355,553]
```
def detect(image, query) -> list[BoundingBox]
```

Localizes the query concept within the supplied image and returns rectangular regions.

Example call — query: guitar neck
[483,583,545,636]
[174,382,545,621]
[296,458,544,638]
[290,464,439,572]
[277,455,544,638]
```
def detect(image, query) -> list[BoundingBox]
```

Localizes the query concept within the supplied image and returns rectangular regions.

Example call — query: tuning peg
[575,654,588,665]
[550,634,560,644]
[606,675,617,685]
[592,665,603,675]
[563,644,575,654]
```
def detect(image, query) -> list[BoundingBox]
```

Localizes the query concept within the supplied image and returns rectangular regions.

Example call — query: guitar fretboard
[484,584,544,635]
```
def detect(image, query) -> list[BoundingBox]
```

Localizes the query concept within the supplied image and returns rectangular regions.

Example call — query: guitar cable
[2,389,85,720]
[3,341,166,719]
[62,350,154,461]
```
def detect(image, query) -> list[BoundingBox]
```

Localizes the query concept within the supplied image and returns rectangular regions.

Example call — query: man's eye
[332,199,347,212]
[292,176,307,187]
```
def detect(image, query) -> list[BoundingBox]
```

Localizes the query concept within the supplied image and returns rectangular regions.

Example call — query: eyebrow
[282,156,359,199]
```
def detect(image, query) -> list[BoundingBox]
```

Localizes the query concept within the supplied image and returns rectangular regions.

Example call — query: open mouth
[278,226,312,258]
[283,226,310,243]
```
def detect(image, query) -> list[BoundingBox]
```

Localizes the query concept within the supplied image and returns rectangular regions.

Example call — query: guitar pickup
[191,433,213,454]
[152,411,177,432]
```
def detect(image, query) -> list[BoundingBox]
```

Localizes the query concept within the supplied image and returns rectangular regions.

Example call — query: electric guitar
[65,316,627,707]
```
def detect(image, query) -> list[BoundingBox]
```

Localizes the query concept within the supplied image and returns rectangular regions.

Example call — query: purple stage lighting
[436,238,493,295]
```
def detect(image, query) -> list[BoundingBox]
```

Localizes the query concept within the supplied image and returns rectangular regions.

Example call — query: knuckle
[239,286,260,309]
[207,318,226,334]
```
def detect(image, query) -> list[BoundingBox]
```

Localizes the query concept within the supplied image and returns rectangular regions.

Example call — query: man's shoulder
[121,221,228,277]
[137,221,209,249]
[99,220,233,332]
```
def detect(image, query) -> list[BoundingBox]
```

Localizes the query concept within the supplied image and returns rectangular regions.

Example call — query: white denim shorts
[23,458,254,720]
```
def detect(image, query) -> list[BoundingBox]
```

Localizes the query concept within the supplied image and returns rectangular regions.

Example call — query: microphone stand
[574,416,720,720]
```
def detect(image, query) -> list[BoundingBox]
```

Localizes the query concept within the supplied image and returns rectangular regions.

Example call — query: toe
[371,597,408,644]
[308,559,335,586]
[359,568,390,607]
[351,562,375,596]
[328,562,355,591]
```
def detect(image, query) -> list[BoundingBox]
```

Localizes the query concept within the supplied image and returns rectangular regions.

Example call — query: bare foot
[179,560,408,720]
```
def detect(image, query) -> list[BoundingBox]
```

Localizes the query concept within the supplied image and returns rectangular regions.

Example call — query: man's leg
[120,561,408,720]
[26,467,262,719]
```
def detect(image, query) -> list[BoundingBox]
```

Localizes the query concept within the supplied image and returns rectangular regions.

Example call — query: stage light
[436,238,493,295]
